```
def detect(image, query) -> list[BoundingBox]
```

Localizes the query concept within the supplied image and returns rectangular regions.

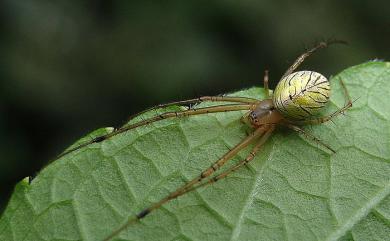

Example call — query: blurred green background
[0,0,389,212]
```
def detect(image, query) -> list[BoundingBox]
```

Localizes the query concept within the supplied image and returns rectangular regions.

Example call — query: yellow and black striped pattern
[273,71,330,119]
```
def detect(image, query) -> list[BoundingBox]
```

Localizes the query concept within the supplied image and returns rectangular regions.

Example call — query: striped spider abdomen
[273,71,331,119]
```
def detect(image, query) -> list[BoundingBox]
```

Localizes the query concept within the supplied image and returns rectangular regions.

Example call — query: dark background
[0,0,389,212]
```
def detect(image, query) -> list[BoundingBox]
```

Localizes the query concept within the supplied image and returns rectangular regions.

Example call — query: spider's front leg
[183,124,275,194]
[102,125,266,241]
[126,95,260,123]
[59,103,254,158]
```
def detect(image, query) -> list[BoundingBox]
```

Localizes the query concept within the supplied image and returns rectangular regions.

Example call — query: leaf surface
[1,61,389,241]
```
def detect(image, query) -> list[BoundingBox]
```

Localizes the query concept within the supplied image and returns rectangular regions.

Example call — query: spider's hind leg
[292,74,354,127]
[338,77,353,105]
[284,123,335,153]
[289,100,352,126]
[282,39,347,79]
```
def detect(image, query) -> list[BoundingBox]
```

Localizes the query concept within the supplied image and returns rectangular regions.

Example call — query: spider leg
[338,77,352,105]
[102,125,267,241]
[289,74,354,126]
[184,125,275,193]
[127,96,260,123]
[58,103,254,158]
[288,101,352,125]
[284,123,335,153]
[263,70,270,98]
[281,39,347,79]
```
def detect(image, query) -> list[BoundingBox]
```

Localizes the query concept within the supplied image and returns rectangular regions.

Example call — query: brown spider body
[247,99,283,127]
[247,70,331,128]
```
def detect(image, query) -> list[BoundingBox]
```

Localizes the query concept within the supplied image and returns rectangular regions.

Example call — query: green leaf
[1,61,389,241]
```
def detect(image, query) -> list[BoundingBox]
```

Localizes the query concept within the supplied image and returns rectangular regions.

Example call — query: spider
[57,40,353,241]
